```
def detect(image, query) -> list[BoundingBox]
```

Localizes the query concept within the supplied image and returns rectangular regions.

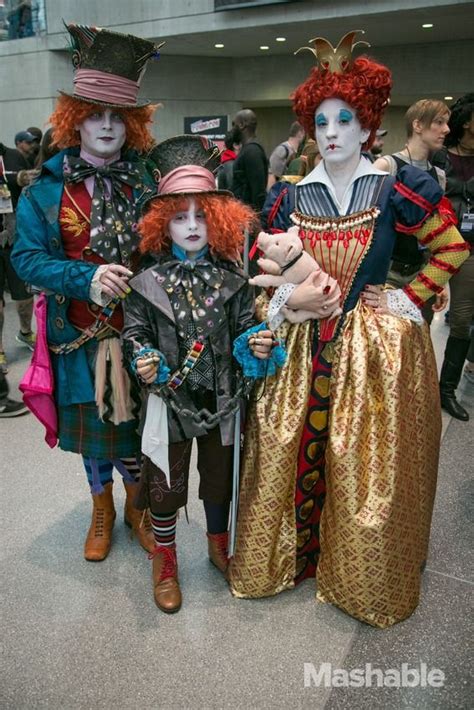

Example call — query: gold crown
[295,30,370,73]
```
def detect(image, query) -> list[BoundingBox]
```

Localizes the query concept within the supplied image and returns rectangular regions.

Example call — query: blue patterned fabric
[233,322,286,378]
[11,148,156,407]
[131,347,170,384]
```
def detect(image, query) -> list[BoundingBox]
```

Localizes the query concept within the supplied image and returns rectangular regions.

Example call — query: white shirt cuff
[386,289,423,324]
[268,283,296,330]
[89,265,112,307]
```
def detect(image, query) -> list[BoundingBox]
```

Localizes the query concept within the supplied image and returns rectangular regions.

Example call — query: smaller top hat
[144,135,231,210]
[60,23,163,108]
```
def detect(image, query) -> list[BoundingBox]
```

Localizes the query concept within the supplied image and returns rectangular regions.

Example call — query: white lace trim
[268,283,296,330]
[386,289,423,324]
[89,265,112,307]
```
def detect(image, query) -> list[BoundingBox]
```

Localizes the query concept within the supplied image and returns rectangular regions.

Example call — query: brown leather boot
[123,481,155,553]
[149,544,182,613]
[207,532,229,577]
[84,482,116,561]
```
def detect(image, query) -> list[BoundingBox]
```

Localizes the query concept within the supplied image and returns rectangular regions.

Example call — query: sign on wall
[183,115,229,150]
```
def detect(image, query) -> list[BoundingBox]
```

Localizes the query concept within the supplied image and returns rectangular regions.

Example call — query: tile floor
[1,300,472,709]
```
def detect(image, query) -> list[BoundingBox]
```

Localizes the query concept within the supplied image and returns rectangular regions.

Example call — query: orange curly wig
[292,56,392,149]
[139,194,257,261]
[49,95,156,152]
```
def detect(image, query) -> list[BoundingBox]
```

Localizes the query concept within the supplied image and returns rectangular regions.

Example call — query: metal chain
[149,374,254,430]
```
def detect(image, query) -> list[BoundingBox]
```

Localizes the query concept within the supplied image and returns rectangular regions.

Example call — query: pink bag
[19,293,58,448]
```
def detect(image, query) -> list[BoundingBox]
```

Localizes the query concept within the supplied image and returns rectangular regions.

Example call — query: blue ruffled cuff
[233,322,286,379]
[131,347,170,385]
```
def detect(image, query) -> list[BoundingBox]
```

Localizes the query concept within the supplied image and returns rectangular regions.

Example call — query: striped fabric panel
[348,175,382,213]
[297,182,337,217]
[296,175,383,217]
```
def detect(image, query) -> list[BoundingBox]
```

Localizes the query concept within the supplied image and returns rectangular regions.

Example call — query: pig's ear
[256,231,268,247]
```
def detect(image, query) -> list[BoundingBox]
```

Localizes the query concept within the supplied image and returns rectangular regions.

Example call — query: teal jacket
[11,148,156,407]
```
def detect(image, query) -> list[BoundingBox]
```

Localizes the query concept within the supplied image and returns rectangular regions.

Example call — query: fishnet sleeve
[403,212,469,309]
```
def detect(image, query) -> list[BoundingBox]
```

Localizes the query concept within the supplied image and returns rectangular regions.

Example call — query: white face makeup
[314,98,370,166]
[75,108,126,158]
[168,198,208,256]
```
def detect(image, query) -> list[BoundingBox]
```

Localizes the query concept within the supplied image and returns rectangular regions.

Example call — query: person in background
[366,128,387,162]
[26,127,42,166]
[0,140,36,374]
[374,99,451,325]
[261,139,321,231]
[435,93,474,419]
[231,109,268,274]
[267,121,305,190]
[231,109,268,213]
[34,127,59,168]
[216,130,240,191]
[0,368,28,417]
[6,1,34,39]
[14,131,37,165]
[374,100,449,186]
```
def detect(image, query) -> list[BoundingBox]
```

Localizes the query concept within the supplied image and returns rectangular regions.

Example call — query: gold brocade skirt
[229,302,441,628]
[228,319,313,598]
[317,303,441,627]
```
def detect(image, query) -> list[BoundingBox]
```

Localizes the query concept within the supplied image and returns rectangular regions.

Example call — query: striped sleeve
[403,201,469,308]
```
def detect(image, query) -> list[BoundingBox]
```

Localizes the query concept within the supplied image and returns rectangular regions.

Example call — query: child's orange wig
[49,95,156,152]
[139,194,257,261]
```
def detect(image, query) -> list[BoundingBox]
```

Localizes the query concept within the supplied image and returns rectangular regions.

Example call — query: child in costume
[12,24,161,561]
[121,135,280,613]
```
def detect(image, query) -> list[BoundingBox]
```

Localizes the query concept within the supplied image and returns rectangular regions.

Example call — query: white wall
[0,12,472,152]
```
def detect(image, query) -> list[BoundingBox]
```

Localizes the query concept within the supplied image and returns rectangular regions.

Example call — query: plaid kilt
[58,402,140,459]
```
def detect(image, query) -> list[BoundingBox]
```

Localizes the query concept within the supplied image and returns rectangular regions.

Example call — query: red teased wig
[139,194,257,261]
[292,56,392,149]
[49,95,156,152]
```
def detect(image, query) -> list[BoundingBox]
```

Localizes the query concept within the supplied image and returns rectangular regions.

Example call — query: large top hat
[60,23,163,108]
[145,135,231,207]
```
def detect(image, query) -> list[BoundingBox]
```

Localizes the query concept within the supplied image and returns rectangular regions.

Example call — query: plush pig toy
[249,226,342,323]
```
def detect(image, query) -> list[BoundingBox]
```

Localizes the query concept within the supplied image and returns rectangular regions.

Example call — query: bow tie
[163,258,224,290]
[62,155,145,265]
[63,156,143,186]
[154,258,226,338]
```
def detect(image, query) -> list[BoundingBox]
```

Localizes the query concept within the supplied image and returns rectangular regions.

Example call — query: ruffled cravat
[154,255,227,339]
[63,154,145,265]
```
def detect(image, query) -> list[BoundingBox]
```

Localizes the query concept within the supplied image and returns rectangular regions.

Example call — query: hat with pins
[60,23,164,108]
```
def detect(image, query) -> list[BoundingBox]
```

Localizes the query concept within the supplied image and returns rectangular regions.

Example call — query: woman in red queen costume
[228,31,469,627]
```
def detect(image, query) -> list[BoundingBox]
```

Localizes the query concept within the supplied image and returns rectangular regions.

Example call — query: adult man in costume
[12,23,161,561]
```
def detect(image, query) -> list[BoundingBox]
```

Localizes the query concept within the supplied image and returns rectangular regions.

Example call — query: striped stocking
[150,511,178,547]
